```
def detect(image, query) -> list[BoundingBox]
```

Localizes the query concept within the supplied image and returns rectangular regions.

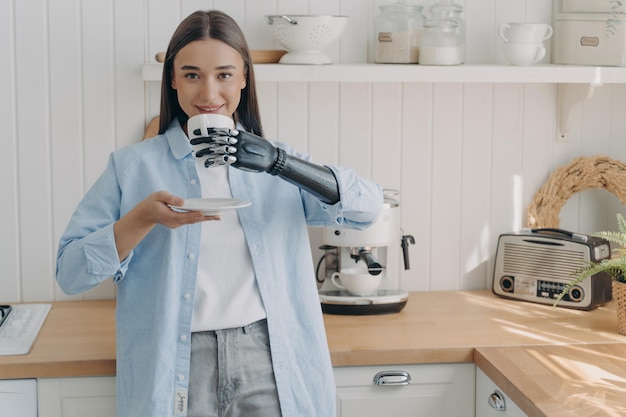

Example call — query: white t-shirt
[190,162,266,332]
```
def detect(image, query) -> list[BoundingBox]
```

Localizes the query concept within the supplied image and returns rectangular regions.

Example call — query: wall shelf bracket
[557,82,602,142]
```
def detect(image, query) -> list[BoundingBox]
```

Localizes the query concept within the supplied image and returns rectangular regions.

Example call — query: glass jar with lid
[374,1,425,64]
[418,19,463,65]
[429,0,465,63]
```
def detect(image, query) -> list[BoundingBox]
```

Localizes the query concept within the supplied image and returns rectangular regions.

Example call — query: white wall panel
[608,85,626,225]
[146,0,179,62]
[3,0,626,302]
[49,0,84,302]
[15,0,54,302]
[81,1,116,191]
[372,82,402,191]
[277,83,309,151]
[578,86,614,234]
[257,82,279,138]
[400,83,434,291]
[339,0,372,63]
[464,0,495,64]
[430,84,464,290]
[240,0,276,51]
[490,84,523,256]
[0,0,20,302]
[114,0,147,149]
[460,83,493,290]
[520,84,554,230]
[308,82,340,165]
[339,83,373,178]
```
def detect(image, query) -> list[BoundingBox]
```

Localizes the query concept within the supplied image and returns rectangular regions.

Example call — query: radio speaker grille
[502,242,585,280]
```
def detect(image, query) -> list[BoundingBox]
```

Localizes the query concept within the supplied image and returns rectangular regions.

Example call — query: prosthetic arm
[191,128,340,204]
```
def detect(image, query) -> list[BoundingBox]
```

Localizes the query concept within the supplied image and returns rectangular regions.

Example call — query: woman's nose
[199,77,218,100]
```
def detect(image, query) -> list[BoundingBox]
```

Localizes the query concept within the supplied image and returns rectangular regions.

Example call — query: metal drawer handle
[373,370,411,386]
[488,390,507,411]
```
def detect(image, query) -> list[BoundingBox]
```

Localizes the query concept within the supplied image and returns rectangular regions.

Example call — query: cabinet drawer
[38,376,116,417]
[334,363,475,417]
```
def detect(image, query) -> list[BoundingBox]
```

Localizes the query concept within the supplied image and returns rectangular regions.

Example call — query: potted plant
[606,0,624,39]
[555,213,626,335]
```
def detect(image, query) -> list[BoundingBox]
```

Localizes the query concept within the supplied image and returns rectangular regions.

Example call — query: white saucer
[169,198,251,215]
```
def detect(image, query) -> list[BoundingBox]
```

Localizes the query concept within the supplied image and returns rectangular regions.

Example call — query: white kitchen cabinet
[38,376,116,417]
[475,368,527,417]
[333,363,475,417]
[0,379,37,417]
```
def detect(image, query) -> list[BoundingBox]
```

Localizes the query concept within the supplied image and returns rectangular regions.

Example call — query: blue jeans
[188,319,282,417]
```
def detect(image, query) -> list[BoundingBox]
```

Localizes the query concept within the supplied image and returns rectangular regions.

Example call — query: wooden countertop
[324,290,623,366]
[1,291,625,417]
[475,344,626,417]
[0,300,116,379]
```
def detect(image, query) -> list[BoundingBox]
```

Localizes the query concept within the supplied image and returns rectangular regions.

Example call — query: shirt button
[190,179,197,185]
[178,374,185,381]
[188,253,195,259]
[184,293,191,300]
[180,334,187,342]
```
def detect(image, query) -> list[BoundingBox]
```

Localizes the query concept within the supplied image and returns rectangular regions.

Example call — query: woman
[56,10,383,417]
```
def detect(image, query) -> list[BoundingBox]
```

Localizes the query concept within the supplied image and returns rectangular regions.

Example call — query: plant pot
[613,280,626,336]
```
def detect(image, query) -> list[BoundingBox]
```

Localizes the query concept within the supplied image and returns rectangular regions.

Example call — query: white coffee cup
[499,23,553,44]
[331,267,383,296]
[187,113,234,156]
[502,42,546,66]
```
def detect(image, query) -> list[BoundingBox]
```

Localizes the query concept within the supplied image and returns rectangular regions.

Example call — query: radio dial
[500,276,514,293]
[568,286,584,302]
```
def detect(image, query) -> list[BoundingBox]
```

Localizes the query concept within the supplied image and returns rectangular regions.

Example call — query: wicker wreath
[527,155,626,229]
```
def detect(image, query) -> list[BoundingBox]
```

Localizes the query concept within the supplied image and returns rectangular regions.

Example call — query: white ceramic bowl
[265,15,348,65]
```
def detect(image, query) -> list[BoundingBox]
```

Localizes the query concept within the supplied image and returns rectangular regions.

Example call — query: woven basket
[613,281,626,336]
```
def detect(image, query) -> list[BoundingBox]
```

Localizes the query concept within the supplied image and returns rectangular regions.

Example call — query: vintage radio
[493,228,612,310]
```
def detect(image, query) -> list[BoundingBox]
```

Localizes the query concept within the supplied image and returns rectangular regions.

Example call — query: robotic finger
[202,155,237,168]
[195,145,237,158]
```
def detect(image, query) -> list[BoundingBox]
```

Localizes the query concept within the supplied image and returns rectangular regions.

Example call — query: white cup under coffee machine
[317,189,414,315]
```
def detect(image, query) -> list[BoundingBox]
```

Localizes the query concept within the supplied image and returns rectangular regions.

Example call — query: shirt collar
[164,119,193,160]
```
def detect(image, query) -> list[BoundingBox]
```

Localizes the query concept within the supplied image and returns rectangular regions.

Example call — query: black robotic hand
[191,128,281,173]
[190,127,339,204]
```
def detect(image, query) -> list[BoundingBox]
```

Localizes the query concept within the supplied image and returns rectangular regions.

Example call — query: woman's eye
[184,73,200,79]
[218,73,232,79]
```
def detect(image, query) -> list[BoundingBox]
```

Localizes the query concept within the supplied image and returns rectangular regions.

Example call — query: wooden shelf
[142,62,626,84]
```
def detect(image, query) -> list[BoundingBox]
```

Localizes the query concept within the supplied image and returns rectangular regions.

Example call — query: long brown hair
[158,10,264,137]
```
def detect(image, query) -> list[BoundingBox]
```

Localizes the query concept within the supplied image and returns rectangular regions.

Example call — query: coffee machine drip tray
[319,289,409,315]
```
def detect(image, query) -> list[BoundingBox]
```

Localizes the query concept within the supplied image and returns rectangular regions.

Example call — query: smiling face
[170,38,247,132]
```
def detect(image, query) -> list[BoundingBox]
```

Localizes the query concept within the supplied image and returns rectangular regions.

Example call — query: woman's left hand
[191,128,279,172]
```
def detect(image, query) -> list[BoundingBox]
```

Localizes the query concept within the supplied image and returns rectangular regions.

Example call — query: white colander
[265,15,348,65]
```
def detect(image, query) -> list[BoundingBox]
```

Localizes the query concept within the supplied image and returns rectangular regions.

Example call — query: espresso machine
[317,190,414,315]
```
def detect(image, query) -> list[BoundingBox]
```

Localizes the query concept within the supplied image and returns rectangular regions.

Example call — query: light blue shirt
[56,120,383,417]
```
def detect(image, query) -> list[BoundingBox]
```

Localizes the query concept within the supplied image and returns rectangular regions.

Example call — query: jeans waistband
[193,318,267,335]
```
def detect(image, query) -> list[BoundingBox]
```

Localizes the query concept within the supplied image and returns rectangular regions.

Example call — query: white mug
[499,23,553,44]
[187,113,234,156]
[502,42,546,66]
[331,267,383,296]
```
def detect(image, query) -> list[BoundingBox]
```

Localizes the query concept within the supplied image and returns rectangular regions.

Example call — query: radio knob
[568,286,584,302]
[500,276,514,293]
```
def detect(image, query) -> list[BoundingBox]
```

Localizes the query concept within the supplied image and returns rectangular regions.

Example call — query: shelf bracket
[557,81,603,142]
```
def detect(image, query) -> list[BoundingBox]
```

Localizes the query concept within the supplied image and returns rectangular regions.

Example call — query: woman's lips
[196,105,223,113]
